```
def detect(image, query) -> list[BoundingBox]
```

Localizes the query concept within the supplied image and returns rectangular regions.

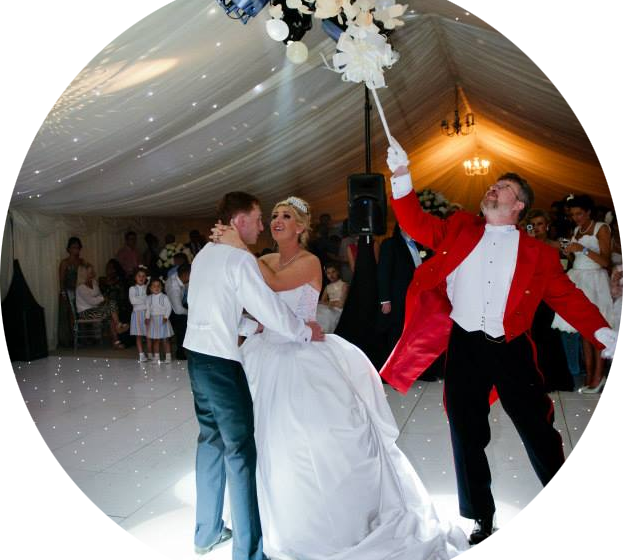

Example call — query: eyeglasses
[489,182,519,200]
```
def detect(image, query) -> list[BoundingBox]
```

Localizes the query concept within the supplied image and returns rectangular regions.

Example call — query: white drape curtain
[1,209,211,349]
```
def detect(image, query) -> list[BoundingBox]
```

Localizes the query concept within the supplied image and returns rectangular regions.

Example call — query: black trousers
[445,322,565,520]
[170,312,187,359]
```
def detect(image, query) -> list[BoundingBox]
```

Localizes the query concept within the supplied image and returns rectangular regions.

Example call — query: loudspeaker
[347,173,387,236]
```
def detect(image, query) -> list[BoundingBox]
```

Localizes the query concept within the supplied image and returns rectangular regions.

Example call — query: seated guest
[75,263,129,349]
[165,263,190,359]
[316,263,349,333]
[117,231,142,279]
[143,233,161,277]
[99,258,133,346]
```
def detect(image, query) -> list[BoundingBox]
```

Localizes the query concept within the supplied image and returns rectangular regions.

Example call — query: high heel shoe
[579,377,606,394]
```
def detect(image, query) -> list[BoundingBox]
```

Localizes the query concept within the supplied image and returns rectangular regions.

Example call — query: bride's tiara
[286,196,309,214]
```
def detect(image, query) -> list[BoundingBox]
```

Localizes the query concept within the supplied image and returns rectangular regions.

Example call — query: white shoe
[138,354,148,363]
[579,377,606,394]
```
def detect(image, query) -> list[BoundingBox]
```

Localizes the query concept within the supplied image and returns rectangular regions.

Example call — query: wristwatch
[582,247,590,256]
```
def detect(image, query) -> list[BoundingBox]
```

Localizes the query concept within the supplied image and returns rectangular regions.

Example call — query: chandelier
[463,156,490,176]
[441,85,475,136]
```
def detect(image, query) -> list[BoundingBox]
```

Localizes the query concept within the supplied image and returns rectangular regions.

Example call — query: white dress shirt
[129,284,148,311]
[447,225,519,337]
[165,273,187,315]
[391,174,519,337]
[184,243,312,363]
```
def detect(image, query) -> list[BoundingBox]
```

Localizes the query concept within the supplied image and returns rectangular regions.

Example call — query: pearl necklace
[578,220,594,235]
[278,251,300,269]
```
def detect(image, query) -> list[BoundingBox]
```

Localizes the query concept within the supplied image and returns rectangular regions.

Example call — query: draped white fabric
[3,0,614,348]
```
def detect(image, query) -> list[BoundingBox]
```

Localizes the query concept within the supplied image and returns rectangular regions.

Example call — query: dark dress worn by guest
[335,236,386,370]
[99,259,132,346]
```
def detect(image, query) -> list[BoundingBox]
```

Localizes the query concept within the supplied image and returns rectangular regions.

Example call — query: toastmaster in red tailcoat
[380,139,617,545]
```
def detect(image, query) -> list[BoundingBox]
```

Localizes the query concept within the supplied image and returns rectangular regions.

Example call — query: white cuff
[390,173,413,199]
[238,317,259,338]
[299,325,312,343]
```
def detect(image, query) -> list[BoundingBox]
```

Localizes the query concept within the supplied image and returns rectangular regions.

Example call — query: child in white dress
[129,266,151,362]
[316,263,349,333]
[145,277,173,363]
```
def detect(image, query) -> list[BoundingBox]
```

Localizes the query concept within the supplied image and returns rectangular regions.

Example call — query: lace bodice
[572,222,608,270]
[276,283,319,322]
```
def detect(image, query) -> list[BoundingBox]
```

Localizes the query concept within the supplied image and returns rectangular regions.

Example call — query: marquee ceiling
[10,0,612,220]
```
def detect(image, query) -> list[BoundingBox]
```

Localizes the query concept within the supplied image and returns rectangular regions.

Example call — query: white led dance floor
[15,356,600,558]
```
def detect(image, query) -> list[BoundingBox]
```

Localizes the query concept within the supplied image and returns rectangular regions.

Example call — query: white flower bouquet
[157,243,193,269]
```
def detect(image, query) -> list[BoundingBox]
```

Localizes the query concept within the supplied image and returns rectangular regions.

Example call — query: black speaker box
[347,173,387,236]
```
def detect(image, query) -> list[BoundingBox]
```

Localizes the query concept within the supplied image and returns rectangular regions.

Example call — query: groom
[382,140,617,544]
[184,191,324,559]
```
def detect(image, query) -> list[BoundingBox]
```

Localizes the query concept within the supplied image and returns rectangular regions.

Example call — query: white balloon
[266,18,289,42]
[286,41,308,64]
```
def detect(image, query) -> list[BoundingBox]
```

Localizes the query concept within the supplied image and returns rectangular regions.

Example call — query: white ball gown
[241,283,468,560]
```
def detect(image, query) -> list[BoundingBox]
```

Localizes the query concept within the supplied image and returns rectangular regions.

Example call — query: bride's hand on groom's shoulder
[210,222,246,249]
[306,320,325,342]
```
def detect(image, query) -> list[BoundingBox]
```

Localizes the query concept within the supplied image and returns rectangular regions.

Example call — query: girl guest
[75,263,129,349]
[129,266,151,363]
[58,236,85,347]
[145,277,173,363]
[552,195,615,393]
[316,263,349,333]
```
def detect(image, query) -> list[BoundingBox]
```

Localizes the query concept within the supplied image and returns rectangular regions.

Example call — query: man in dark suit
[377,224,420,361]
[381,139,617,545]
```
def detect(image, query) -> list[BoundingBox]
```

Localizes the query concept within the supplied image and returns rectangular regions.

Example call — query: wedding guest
[129,266,151,363]
[58,236,85,347]
[143,233,161,277]
[165,263,190,360]
[610,264,623,333]
[316,263,348,333]
[552,194,615,393]
[377,224,423,362]
[167,252,190,279]
[75,263,128,349]
[526,210,574,392]
[185,229,205,257]
[145,277,173,363]
[117,231,142,279]
[99,259,132,325]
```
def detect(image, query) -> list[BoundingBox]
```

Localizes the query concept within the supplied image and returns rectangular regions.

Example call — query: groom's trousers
[444,322,566,520]
[187,350,265,560]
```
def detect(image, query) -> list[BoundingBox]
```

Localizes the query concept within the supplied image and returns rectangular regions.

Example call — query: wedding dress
[241,283,468,560]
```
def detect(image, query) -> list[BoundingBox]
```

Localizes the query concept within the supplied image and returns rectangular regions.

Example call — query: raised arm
[387,139,449,250]
[258,252,322,293]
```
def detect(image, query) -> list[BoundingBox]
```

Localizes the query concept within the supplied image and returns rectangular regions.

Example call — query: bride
[214,196,468,560]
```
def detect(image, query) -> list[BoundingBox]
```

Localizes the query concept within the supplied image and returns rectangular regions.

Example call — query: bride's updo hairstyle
[273,196,312,247]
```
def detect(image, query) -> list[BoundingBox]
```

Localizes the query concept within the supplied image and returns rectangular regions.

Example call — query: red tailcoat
[380,191,610,394]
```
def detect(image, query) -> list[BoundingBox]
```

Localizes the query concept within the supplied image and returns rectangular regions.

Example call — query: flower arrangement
[157,243,193,270]
[265,0,408,88]
[416,189,450,217]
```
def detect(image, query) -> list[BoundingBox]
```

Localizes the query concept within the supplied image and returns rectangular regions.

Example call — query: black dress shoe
[469,517,495,545]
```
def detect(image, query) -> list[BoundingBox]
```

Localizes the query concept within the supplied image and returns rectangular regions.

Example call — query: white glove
[386,136,410,173]
[595,327,618,359]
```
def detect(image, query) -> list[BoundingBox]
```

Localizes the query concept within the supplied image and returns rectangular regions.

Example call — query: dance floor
[15,355,600,559]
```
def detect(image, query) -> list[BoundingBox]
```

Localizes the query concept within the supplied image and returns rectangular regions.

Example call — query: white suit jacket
[183,243,311,363]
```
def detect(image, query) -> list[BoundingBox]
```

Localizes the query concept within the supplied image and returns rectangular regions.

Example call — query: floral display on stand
[157,243,193,271]
[416,188,450,217]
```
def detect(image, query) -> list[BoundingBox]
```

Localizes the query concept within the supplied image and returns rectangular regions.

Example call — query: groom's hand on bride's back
[306,321,325,342]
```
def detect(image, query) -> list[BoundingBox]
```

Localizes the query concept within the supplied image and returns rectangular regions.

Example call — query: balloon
[266,18,289,42]
[286,41,309,64]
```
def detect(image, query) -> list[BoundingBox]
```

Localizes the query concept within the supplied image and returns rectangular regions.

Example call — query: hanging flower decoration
[264,0,407,88]
[416,189,450,217]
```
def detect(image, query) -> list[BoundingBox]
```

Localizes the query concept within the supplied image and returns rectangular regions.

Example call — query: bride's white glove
[595,327,618,359]
[386,137,410,174]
